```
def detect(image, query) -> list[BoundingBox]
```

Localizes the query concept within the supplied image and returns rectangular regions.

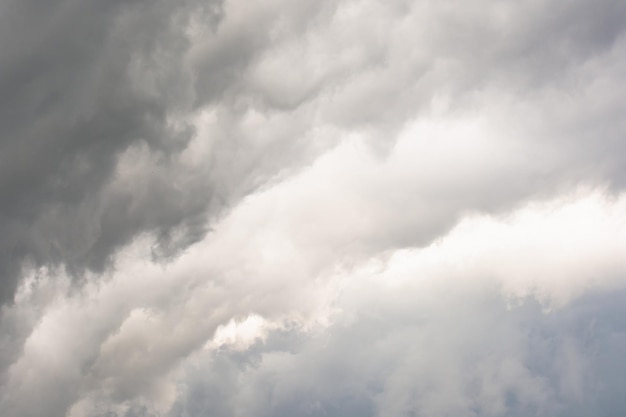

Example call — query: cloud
[2,185,625,416]
[2,0,626,303]
[0,0,215,302]
[1,0,626,416]
[164,190,626,417]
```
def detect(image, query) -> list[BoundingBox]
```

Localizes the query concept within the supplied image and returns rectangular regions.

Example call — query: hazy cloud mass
[1,0,625,416]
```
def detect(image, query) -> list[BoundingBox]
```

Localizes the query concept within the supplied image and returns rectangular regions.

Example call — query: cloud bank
[1,0,626,416]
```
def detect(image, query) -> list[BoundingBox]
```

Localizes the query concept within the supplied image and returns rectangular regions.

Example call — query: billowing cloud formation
[1,0,626,416]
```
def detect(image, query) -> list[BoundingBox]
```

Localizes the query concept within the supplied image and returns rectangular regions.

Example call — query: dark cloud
[0,0,219,303]
[0,0,345,305]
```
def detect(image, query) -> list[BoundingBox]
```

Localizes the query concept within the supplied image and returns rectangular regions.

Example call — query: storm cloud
[1,0,626,416]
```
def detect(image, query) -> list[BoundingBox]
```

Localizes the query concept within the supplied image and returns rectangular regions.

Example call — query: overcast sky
[1,0,626,416]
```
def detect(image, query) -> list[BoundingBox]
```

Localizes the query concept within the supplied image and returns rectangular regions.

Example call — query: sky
[1,0,626,416]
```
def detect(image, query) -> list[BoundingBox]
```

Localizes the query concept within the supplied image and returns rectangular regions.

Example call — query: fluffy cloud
[167,190,626,417]
[1,0,626,416]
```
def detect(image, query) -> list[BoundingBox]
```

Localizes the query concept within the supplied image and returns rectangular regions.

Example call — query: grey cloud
[3,0,626,305]
[0,0,342,306]
[194,0,626,251]
[0,0,218,303]
[2,0,626,416]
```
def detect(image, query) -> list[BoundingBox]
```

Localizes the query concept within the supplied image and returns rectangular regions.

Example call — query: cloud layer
[1,0,626,416]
